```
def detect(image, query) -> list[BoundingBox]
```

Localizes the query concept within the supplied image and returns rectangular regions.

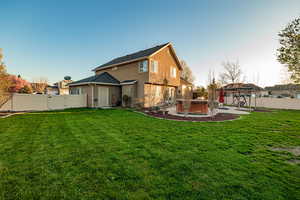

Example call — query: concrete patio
[167,106,250,118]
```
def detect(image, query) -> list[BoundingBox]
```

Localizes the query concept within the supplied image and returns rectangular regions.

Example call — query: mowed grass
[0,108,300,200]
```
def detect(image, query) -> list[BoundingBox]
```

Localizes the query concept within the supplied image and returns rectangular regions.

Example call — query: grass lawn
[0,108,300,200]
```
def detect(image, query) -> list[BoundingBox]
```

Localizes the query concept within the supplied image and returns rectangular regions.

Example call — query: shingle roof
[69,72,120,85]
[93,43,170,71]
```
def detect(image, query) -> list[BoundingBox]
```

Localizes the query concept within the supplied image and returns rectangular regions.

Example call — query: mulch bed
[145,112,240,122]
[0,112,11,116]
[0,113,12,118]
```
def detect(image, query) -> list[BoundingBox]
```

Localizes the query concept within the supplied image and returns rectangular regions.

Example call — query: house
[54,79,73,95]
[69,42,183,107]
[265,84,300,98]
[45,85,59,95]
[45,79,73,95]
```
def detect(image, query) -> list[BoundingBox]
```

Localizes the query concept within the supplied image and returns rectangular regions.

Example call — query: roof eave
[69,82,120,86]
[92,56,149,72]
[148,42,183,70]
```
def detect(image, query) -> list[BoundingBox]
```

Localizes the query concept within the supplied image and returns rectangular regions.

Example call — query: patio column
[91,84,94,108]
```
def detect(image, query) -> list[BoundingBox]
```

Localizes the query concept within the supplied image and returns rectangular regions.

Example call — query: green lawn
[0,109,300,200]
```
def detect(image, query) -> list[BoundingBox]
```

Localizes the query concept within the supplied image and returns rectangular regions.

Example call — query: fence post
[11,93,14,112]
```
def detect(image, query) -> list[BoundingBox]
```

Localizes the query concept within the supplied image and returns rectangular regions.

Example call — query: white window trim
[139,60,148,73]
[170,66,177,78]
[150,60,158,73]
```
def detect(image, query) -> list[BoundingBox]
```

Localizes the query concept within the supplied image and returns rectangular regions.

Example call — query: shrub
[122,95,131,107]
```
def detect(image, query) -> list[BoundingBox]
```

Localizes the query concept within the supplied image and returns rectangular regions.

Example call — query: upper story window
[170,66,177,78]
[139,60,148,72]
[150,60,158,73]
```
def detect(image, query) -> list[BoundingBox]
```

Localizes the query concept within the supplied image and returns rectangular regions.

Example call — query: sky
[1,0,299,87]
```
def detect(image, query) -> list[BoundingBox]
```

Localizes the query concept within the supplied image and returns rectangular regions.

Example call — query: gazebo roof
[223,83,263,92]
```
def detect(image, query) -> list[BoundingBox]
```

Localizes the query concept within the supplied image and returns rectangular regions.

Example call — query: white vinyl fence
[0,93,87,112]
[225,96,300,110]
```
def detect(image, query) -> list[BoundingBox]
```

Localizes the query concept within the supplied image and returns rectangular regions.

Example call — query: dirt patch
[145,112,240,122]
[0,113,12,117]
[271,147,300,156]
[0,112,24,118]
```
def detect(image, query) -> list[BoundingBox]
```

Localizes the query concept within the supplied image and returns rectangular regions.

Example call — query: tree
[193,86,208,99]
[219,60,244,85]
[180,60,195,84]
[32,77,49,93]
[19,85,33,94]
[277,16,300,83]
[0,49,11,94]
[207,70,218,116]
[8,75,31,93]
[280,67,293,84]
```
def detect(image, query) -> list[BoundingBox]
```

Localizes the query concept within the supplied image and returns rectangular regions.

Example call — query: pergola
[222,83,263,111]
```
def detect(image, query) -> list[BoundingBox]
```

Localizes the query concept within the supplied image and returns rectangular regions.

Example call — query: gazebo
[222,83,263,111]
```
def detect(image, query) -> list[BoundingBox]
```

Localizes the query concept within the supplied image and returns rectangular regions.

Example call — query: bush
[122,95,131,107]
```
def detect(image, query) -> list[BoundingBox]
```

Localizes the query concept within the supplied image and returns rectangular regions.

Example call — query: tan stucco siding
[94,85,120,107]
[95,61,149,102]
[77,85,93,107]
[149,46,181,86]
[144,83,176,107]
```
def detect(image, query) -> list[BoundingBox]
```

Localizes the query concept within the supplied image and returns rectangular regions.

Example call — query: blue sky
[1,0,299,86]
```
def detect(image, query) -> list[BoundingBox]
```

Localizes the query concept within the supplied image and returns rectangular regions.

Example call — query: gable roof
[93,42,182,71]
[69,72,120,86]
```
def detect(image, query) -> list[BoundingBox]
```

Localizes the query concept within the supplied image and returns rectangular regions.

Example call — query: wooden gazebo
[222,83,263,111]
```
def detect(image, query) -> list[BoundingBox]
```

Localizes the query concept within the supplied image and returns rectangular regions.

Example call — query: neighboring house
[265,84,300,99]
[55,79,72,95]
[45,79,73,95]
[45,85,59,95]
[69,42,183,107]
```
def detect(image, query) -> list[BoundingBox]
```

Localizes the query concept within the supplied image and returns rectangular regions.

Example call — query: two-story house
[69,42,183,107]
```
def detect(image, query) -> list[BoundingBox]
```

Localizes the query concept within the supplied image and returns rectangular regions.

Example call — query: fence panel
[225,96,300,110]
[0,94,87,112]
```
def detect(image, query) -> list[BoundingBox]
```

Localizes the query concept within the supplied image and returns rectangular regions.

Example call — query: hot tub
[176,99,208,115]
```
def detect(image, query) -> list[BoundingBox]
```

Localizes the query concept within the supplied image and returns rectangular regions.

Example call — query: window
[170,67,176,78]
[139,60,148,72]
[150,60,158,73]
[155,86,161,97]
[70,88,81,95]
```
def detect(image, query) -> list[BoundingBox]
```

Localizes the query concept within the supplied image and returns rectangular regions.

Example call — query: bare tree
[180,60,195,84]
[207,70,218,116]
[252,72,260,86]
[219,60,244,85]
[32,77,49,94]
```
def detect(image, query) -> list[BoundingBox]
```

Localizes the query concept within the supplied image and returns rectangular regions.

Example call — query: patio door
[98,87,109,107]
